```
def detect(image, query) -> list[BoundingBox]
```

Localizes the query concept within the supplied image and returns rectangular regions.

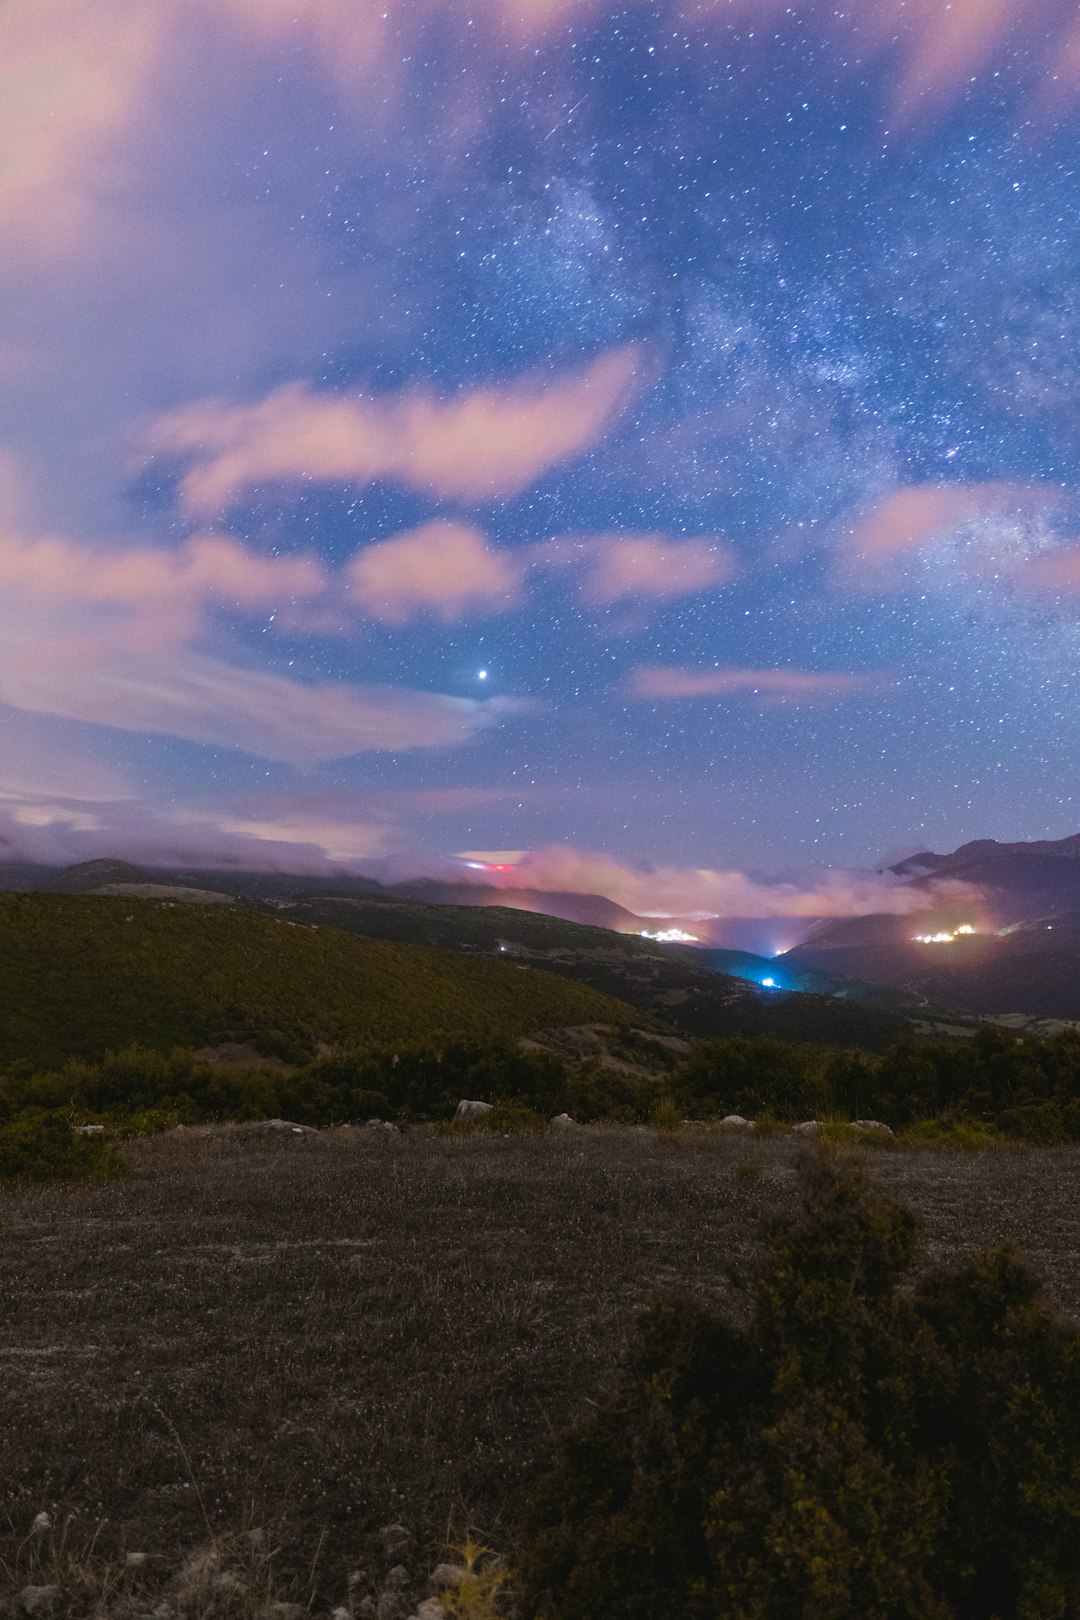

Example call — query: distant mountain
[388,879,653,932]
[788,832,1080,1018]
[887,834,1080,922]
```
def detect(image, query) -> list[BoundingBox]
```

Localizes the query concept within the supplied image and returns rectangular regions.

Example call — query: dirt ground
[3,1127,1080,1614]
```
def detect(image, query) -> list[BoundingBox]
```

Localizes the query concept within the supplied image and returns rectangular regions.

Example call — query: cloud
[499,844,979,922]
[4,0,1079,281]
[628,666,883,703]
[150,347,643,515]
[0,3,158,266]
[538,533,736,602]
[347,521,523,623]
[841,483,1053,574]
[1013,545,1080,592]
[0,522,503,764]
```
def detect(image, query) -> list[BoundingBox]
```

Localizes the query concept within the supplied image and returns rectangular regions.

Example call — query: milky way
[2,2,1080,911]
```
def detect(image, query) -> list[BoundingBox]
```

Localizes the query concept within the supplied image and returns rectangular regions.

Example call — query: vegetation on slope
[0,893,641,1069]
[520,1157,1080,1620]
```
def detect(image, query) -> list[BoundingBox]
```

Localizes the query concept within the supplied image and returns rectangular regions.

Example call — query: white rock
[550,1112,576,1128]
[454,1100,493,1121]
[384,1566,411,1590]
[74,1124,105,1136]
[369,1119,400,1136]
[793,1120,821,1134]
[720,1115,755,1130]
[263,1118,315,1134]
[428,1563,469,1592]
[30,1511,52,1534]
[407,1603,446,1620]
[125,1552,148,1568]
[18,1588,62,1617]
[853,1119,894,1136]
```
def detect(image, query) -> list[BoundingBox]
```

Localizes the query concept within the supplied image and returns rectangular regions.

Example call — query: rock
[125,1551,148,1568]
[263,1118,315,1134]
[384,1566,411,1591]
[427,1564,469,1593]
[793,1120,821,1134]
[266,1605,304,1620]
[18,1588,63,1616]
[407,1603,445,1620]
[331,1608,352,1620]
[454,1100,493,1121]
[854,1119,894,1136]
[378,1524,413,1561]
[720,1114,755,1130]
[30,1511,52,1534]
[355,1600,377,1618]
[550,1112,576,1128]
[368,1119,400,1136]
[74,1124,104,1135]
[376,1594,410,1620]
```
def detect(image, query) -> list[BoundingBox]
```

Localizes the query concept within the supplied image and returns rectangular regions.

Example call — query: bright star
[478,669,488,680]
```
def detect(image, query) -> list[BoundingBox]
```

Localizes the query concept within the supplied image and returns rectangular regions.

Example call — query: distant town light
[639,927,700,944]
[912,923,976,944]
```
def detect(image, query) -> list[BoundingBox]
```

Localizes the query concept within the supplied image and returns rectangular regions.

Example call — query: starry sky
[4,0,1080,925]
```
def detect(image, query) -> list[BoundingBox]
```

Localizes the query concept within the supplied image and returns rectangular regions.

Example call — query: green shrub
[0,1110,124,1181]
[649,1092,682,1132]
[519,1158,1080,1620]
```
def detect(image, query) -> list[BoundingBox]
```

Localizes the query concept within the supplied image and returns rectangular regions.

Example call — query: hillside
[787,832,1080,1018]
[268,894,918,1050]
[0,893,642,1069]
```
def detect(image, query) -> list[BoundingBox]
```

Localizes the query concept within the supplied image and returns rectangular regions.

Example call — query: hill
[0,892,643,1069]
[787,832,1080,1018]
[268,893,919,1051]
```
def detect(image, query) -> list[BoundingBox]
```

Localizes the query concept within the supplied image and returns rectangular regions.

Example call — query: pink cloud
[0,3,158,266]
[4,0,1079,286]
[347,521,523,623]
[0,522,505,764]
[538,532,736,602]
[502,843,979,922]
[629,666,884,703]
[1013,546,1080,592]
[150,347,643,514]
[842,483,1053,573]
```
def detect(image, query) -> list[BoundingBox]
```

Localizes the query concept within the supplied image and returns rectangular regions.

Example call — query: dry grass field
[3,1127,1080,1617]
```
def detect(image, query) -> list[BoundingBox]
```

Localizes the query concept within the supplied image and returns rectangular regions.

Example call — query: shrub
[518,1158,1080,1620]
[0,1110,124,1181]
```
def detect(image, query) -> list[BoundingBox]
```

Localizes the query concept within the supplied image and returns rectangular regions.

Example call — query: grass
[2,1128,1080,1616]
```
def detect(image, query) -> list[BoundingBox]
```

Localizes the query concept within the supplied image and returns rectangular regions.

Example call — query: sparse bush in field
[519,1157,1080,1620]
[649,1093,682,1132]
[0,1110,124,1181]
[438,1538,513,1618]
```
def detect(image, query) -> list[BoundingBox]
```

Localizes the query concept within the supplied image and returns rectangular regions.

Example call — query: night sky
[3,1,1080,925]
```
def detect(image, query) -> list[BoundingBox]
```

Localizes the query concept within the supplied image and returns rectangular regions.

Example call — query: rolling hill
[0,892,644,1069]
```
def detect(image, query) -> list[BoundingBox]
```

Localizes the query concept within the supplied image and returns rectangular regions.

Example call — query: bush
[519,1158,1080,1619]
[0,1110,125,1181]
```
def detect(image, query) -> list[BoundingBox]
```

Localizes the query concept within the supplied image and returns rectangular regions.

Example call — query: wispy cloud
[537,532,736,602]
[839,483,1054,577]
[149,347,643,514]
[628,666,885,703]
[347,521,523,623]
[0,521,504,764]
[501,844,979,922]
